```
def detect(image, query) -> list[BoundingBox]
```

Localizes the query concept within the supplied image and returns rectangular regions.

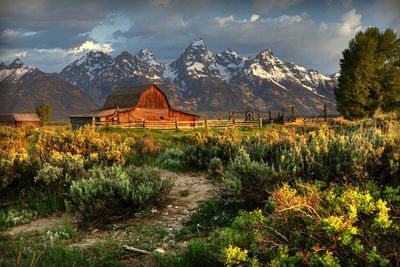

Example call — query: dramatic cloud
[0,0,398,74]
[68,41,113,55]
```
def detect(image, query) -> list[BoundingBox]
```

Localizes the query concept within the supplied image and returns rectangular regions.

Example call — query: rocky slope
[0,59,100,118]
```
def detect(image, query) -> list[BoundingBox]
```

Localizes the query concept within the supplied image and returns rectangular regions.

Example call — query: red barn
[70,84,199,129]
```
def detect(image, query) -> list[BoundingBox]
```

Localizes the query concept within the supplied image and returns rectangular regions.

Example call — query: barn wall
[169,109,199,121]
[136,86,169,109]
[133,108,170,120]
[0,121,15,127]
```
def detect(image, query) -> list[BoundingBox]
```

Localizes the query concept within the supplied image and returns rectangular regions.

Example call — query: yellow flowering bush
[223,245,249,266]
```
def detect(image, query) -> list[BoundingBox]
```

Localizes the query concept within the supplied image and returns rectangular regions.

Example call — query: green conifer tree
[335,27,400,119]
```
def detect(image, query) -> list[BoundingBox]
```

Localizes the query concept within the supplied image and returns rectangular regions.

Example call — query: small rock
[155,248,166,254]
[91,229,98,234]
[167,205,172,208]
[174,206,179,209]
[162,212,169,216]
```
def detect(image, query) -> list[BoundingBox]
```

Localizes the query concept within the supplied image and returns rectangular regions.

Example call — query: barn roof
[102,84,171,110]
[0,114,40,122]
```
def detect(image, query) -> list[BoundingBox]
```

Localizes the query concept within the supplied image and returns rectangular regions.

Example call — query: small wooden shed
[0,114,40,127]
[70,84,199,129]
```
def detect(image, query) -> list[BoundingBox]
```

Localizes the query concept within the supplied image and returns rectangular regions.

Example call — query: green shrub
[221,150,278,209]
[183,129,241,170]
[65,165,172,218]
[156,148,186,170]
[211,181,400,266]
[207,157,223,180]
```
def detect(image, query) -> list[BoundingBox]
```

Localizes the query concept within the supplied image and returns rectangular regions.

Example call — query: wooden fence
[93,118,262,130]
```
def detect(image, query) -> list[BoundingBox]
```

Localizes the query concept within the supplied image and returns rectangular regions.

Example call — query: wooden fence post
[92,116,95,128]
[232,112,236,127]
[143,118,146,129]
[117,106,120,125]
[291,106,294,122]
[128,112,130,128]
[175,117,178,130]
[252,108,256,121]
[282,105,285,125]
[259,115,262,128]
[218,113,221,120]
[269,110,272,123]
[324,103,327,122]
[205,116,208,128]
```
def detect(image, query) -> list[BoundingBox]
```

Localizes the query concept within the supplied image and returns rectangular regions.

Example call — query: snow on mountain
[132,49,165,80]
[57,38,338,112]
[167,38,225,93]
[0,58,35,84]
[234,49,336,97]
[215,49,248,81]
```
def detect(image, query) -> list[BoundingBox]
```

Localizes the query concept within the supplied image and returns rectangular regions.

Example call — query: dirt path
[157,170,215,230]
[7,214,68,236]
[3,170,215,266]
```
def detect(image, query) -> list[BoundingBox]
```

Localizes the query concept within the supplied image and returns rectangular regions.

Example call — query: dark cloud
[0,0,398,74]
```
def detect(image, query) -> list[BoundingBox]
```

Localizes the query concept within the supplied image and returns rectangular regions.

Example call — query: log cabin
[0,114,40,127]
[69,84,199,129]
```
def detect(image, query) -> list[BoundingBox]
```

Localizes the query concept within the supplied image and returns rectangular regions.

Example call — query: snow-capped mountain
[215,49,248,81]
[57,37,338,113]
[60,49,167,103]
[0,58,36,84]
[166,38,224,93]
[0,59,99,117]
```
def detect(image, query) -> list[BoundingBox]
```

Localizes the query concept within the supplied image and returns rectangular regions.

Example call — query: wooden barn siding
[134,108,170,120]
[169,109,198,121]
[0,121,16,127]
[136,86,169,109]
[0,121,40,127]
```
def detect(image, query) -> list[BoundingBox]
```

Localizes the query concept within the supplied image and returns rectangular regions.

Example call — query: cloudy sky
[0,0,399,74]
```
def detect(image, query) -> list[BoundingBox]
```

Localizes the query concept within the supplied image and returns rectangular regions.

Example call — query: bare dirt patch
[7,214,68,236]
[157,170,216,230]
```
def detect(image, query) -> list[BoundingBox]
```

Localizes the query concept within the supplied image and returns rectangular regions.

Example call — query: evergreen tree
[36,103,53,126]
[335,27,400,120]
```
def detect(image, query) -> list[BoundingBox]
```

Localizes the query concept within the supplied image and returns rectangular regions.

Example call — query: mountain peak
[258,49,274,57]
[135,48,157,62]
[9,58,25,69]
[190,38,206,48]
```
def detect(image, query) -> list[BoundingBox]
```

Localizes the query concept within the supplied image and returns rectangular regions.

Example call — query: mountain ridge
[0,59,100,118]
[2,38,339,116]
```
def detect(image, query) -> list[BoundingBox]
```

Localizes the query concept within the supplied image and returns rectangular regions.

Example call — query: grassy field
[0,113,399,266]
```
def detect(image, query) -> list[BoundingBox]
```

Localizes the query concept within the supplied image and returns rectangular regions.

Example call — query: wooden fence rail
[93,119,262,130]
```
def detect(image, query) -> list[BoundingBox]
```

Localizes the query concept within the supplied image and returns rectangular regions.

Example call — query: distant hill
[0,59,100,118]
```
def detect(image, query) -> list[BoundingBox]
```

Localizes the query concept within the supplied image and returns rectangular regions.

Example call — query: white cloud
[68,41,113,54]
[15,51,27,57]
[250,14,260,22]
[215,16,236,26]
[339,9,362,36]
